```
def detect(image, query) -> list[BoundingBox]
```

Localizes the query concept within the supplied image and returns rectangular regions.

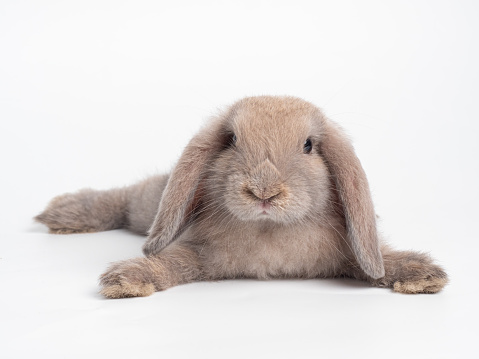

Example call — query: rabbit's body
[188,212,349,281]
[36,96,448,298]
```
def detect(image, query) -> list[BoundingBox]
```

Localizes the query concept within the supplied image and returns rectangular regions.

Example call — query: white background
[1,1,478,358]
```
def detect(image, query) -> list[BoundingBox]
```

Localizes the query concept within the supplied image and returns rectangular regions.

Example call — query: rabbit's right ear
[142,118,226,256]
[319,117,385,279]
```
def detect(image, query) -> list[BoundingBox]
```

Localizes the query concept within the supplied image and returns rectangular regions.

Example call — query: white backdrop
[1,1,478,358]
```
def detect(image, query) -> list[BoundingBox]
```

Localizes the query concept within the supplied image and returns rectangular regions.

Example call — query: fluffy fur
[35,96,448,298]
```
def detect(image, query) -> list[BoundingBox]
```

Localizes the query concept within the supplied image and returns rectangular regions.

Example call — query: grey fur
[35,96,448,298]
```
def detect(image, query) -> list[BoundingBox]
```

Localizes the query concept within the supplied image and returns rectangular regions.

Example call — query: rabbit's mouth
[258,200,273,215]
[246,197,292,221]
[260,200,271,210]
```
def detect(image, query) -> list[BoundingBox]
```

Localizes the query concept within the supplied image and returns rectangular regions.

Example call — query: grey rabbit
[35,96,448,298]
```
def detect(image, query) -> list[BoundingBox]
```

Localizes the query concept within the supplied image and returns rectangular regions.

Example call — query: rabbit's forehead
[234,114,310,143]
[230,99,318,141]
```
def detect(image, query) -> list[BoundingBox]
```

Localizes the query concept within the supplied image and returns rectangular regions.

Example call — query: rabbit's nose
[245,186,281,201]
[245,159,284,201]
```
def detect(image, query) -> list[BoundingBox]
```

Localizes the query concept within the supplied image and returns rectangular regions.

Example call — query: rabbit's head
[143,96,385,279]
[204,97,331,225]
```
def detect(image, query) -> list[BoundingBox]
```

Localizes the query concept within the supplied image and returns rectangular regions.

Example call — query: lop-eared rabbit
[36,96,448,298]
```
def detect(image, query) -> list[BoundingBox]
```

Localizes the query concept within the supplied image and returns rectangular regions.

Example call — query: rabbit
[35,96,448,298]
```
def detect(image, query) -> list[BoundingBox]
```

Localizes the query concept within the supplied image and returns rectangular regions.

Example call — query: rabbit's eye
[303,138,313,154]
[222,132,237,150]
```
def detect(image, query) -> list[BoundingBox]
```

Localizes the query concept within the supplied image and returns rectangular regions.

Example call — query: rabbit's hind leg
[35,188,127,234]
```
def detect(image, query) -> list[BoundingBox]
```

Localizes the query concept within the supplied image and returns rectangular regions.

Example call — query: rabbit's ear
[319,118,385,279]
[142,119,226,256]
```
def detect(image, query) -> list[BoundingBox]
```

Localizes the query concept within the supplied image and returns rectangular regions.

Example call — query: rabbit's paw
[373,250,448,294]
[35,191,99,234]
[100,281,155,299]
[393,275,448,294]
[392,260,448,294]
[99,260,156,299]
[35,189,125,234]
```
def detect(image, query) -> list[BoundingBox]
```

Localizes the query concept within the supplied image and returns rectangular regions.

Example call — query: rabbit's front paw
[391,259,448,294]
[375,250,448,294]
[393,275,448,294]
[99,259,156,299]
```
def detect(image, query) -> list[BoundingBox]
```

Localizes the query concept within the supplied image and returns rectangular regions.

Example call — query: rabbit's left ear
[319,118,385,279]
[142,119,225,256]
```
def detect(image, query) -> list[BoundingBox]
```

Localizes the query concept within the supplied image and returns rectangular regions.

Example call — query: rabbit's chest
[198,224,345,279]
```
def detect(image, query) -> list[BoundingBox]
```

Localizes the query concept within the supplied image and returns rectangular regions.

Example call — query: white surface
[1,1,478,358]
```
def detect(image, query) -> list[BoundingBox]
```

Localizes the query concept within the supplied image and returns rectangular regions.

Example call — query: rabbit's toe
[393,276,448,294]
[99,260,156,298]
[100,281,155,299]
[49,227,97,234]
